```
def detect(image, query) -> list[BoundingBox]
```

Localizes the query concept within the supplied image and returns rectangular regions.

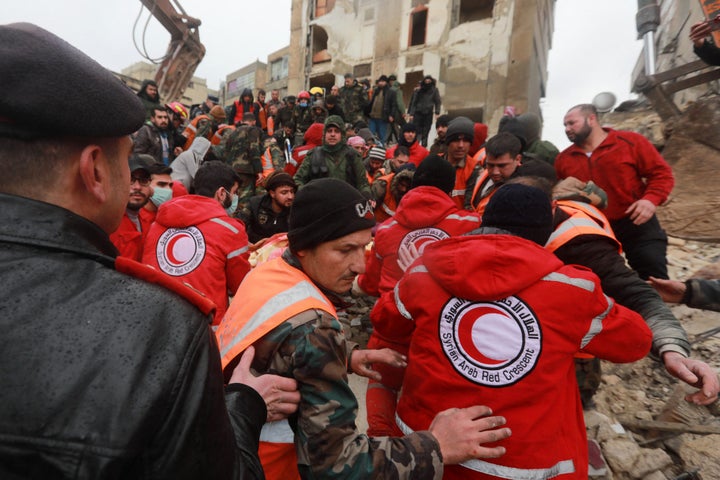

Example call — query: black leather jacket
[0,193,266,479]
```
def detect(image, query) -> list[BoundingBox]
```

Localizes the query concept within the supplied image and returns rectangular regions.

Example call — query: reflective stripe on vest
[545,200,620,253]
[396,414,576,479]
[216,257,336,370]
[260,147,275,179]
[182,115,210,150]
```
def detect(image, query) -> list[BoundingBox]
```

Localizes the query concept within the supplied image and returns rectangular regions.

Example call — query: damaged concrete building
[286,0,556,130]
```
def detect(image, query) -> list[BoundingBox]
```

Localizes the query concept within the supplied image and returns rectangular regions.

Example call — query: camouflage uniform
[339,80,368,125]
[291,105,314,146]
[217,124,263,210]
[293,145,371,198]
[248,251,444,479]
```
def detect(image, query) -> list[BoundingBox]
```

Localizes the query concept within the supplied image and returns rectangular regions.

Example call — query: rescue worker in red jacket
[380,183,653,479]
[109,154,156,261]
[556,103,674,280]
[143,161,251,325]
[357,155,482,435]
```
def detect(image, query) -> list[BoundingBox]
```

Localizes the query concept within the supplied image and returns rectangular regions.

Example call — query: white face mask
[150,187,173,207]
[224,190,239,216]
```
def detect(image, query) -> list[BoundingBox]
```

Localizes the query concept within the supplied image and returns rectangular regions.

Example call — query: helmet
[166,101,189,120]
[297,90,311,100]
[309,86,324,96]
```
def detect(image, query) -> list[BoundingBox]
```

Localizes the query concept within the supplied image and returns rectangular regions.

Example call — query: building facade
[286,0,555,130]
[222,61,268,106]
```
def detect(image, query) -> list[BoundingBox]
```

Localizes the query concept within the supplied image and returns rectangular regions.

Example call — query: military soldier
[215,178,512,479]
[291,91,314,146]
[216,113,263,211]
[339,72,369,126]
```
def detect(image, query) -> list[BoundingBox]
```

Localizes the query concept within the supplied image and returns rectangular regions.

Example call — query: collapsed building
[286,0,556,130]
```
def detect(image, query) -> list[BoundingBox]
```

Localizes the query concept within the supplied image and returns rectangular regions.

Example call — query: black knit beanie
[288,178,375,252]
[481,183,553,246]
[411,155,455,195]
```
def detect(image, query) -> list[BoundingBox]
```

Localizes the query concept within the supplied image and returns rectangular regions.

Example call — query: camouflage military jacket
[249,252,444,479]
[291,106,314,134]
[339,82,368,124]
[217,125,262,175]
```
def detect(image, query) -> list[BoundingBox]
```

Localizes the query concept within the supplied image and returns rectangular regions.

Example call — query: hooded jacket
[171,136,211,190]
[142,195,251,324]
[384,234,652,479]
[359,186,481,300]
[227,88,255,126]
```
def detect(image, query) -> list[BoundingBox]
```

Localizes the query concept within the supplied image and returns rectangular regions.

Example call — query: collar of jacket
[0,193,118,267]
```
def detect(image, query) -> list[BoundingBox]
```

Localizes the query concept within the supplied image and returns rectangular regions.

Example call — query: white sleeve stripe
[581,295,613,349]
[542,271,595,292]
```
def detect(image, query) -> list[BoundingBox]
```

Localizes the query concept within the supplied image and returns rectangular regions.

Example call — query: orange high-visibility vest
[546,200,621,361]
[267,116,275,136]
[373,172,398,224]
[546,200,621,254]
[215,258,336,480]
[212,125,235,146]
[450,154,478,210]
[469,169,495,217]
[473,146,486,167]
[258,147,276,184]
[182,114,211,150]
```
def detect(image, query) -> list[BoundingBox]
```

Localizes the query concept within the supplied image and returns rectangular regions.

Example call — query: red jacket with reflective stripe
[555,129,674,221]
[142,195,250,325]
[109,208,155,261]
[385,235,651,479]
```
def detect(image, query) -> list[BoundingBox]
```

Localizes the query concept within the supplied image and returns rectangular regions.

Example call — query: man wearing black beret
[0,22,298,479]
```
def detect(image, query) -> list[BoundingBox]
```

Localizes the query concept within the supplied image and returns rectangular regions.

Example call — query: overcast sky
[6,0,650,148]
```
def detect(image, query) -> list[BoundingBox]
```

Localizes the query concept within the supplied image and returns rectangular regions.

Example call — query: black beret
[0,23,145,139]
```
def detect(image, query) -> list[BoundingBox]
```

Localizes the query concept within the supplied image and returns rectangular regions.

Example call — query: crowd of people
[2,19,720,480]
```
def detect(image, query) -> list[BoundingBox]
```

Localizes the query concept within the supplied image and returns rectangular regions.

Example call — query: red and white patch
[398,227,449,270]
[156,226,206,276]
[439,296,541,387]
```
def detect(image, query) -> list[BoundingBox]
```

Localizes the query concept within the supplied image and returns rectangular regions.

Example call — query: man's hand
[648,276,686,303]
[229,346,301,422]
[350,348,407,381]
[662,351,719,405]
[429,405,511,464]
[625,198,656,225]
[690,21,713,48]
[397,241,421,272]
[173,146,184,157]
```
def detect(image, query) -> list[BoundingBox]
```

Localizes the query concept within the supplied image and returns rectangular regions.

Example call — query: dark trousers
[413,112,433,147]
[611,214,668,280]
